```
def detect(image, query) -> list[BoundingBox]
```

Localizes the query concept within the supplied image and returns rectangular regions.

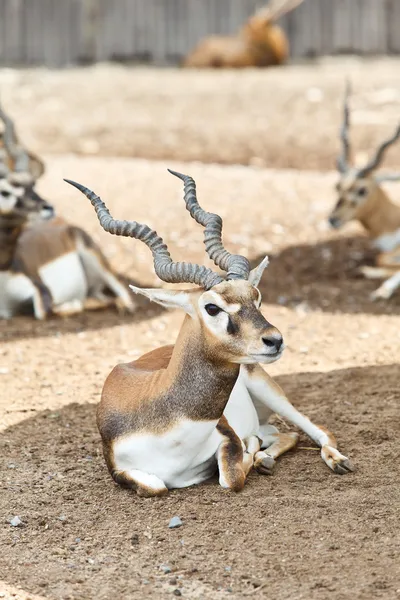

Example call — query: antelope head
[329,82,400,230]
[0,103,53,226]
[65,171,283,365]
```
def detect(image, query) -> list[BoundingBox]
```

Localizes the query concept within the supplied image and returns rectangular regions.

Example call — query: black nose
[329,216,340,229]
[262,334,283,352]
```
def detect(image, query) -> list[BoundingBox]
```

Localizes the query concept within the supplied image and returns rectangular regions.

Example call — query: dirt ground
[1,59,400,600]
[1,57,400,170]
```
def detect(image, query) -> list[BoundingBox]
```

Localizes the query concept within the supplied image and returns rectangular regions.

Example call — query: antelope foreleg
[243,365,354,475]
[370,270,400,300]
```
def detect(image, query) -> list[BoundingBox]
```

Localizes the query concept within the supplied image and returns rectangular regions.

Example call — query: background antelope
[329,84,400,300]
[66,170,353,497]
[183,0,304,69]
[0,103,134,319]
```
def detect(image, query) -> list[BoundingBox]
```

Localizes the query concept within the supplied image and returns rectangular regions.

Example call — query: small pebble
[168,516,183,529]
[169,578,177,585]
[173,590,182,597]
[10,516,23,527]
[160,564,171,574]
[131,534,139,546]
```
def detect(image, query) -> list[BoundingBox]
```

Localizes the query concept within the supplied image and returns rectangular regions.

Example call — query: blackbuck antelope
[183,0,304,69]
[0,104,134,319]
[66,171,353,497]
[329,84,400,300]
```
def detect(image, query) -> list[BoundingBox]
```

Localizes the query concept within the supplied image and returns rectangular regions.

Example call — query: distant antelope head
[329,82,400,230]
[0,177,54,226]
[0,103,53,226]
[66,171,283,365]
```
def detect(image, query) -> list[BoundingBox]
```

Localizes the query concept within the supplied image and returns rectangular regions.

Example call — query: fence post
[80,0,100,63]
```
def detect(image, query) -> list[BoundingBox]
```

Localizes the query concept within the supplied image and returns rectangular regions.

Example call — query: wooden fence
[0,0,399,67]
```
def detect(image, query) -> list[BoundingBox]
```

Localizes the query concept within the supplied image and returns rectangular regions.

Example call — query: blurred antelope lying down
[329,83,400,301]
[183,0,304,69]
[66,170,353,497]
[0,104,134,319]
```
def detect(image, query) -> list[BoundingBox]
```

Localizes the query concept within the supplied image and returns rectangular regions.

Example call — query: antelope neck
[359,188,400,238]
[163,315,240,421]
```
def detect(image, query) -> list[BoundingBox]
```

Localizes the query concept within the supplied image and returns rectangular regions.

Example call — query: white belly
[113,369,265,489]
[113,419,221,489]
[0,271,36,318]
[39,251,88,306]
[373,228,400,252]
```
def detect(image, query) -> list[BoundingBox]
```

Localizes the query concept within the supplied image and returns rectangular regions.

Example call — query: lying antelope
[183,0,304,69]
[66,170,353,497]
[329,83,400,300]
[0,104,134,319]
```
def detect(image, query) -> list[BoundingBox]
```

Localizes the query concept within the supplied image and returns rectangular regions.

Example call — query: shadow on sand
[1,363,399,599]
[254,235,399,316]
[0,274,165,344]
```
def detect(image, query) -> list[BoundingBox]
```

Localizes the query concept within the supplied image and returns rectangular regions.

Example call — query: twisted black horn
[64,179,223,290]
[168,169,250,281]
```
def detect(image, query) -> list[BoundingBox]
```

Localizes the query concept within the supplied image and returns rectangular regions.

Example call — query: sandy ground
[1,57,400,170]
[1,60,400,600]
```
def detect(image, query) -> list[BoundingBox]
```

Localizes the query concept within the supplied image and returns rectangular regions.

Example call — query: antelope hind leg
[52,299,84,317]
[370,270,400,300]
[254,425,299,475]
[216,416,250,491]
[111,468,168,497]
[358,266,393,280]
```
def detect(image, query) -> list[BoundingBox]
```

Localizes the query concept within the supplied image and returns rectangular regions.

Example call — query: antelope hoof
[358,266,380,279]
[370,286,392,301]
[254,453,275,475]
[321,446,354,475]
[136,485,169,498]
[115,297,136,314]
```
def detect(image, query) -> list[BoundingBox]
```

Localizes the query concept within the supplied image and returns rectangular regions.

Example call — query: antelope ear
[129,285,195,316]
[248,256,269,287]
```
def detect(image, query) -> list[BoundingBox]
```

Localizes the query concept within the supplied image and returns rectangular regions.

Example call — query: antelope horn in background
[358,124,400,178]
[168,169,251,281]
[0,102,30,174]
[64,179,224,290]
[257,0,304,23]
[337,80,351,174]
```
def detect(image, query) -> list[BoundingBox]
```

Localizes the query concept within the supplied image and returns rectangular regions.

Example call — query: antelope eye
[357,187,367,197]
[205,303,222,316]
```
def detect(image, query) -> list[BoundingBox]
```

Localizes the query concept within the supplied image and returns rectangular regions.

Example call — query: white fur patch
[129,286,195,316]
[373,228,400,252]
[113,419,221,489]
[0,271,36,318]
[39,252,88,306]
[200,290,240,314]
